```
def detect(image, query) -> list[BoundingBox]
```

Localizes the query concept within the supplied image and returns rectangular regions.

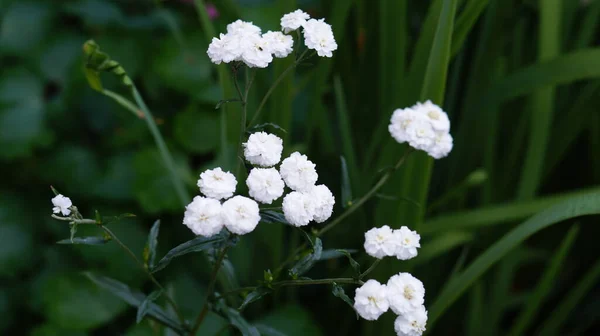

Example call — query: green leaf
[65,0,123,26]
[173,106,219,154]
[144,220,160,269]
[152,235,226,273]
[289,238,322,278]
[319,249,358,261]
[332,283,357,320]
[335,250,361,278]
[248,122,288,134]
[260,210,290,225]
[85,273,185,334]
[340,156,353,208]
[136,290,163,324]
[57,236,109,245]
[334,77,359,205]
[239,287,272,311]
[451,0,490,56]
[428,190,600,326]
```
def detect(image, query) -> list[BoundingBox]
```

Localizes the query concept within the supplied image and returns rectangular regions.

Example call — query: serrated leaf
[335,250,361,277]
[319,249,358,261]
[340,156,353,208]
[289,238,322,278]
[57,236,109,245]
[332,283,357,320]
[239,287,272,311]
[144,220,160,269]
[152,235,225,273]
[136,289,163,324]
[85,273,185,334]
[260,210,290,225]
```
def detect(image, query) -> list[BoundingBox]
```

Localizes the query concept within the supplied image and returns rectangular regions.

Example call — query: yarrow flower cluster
[207,9,337,68]
[355,226,428,336]
[183,131,335,237]
[388,100,453,159]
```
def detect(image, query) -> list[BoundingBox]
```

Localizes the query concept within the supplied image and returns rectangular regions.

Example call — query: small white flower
[262,31,294,58]
[279,152,318,191]
[197,167,237,200]
[282,191,315,227]
[429,132,453,159]
[309,185,335,223]
[241,34,273,68]
[394,226,421,260]
[387,273,425,315]
[246,168,285,204]
[183,196,223,237]
[353,279,389,321]
[413,100,450,132]
[221,196,261,235]
[52,194,72,216]
[364,225,399,259]
[405,119,436,152]
[243,132,283,167]
[394,305,428,336]
[227,20,262,36]
[388,108,426,144]
[302,18,337,57]
[280,9,310,33]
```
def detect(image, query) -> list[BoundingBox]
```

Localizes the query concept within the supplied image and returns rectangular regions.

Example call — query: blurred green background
[1,0,600,335]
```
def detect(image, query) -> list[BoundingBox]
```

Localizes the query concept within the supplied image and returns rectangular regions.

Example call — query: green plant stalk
[101,89,143,118]
[359,259,381,279]
[234,68,256,179]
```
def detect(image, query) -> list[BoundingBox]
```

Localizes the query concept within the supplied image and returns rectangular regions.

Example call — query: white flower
[388,108,426,144]
[227,20,262,36]
[387,273,425,315]
[281,9,310,33]
[52,194,72,216]
[279,152,318,191]
[282,191,315,226]
[429,132,453,159]
[394,226,421,260]
[246,168,285,204]
[262,31,294,58]
[405,119,436,152]
[243,132,283,167]
[197,167,237,200]
[302,18,337,57]
[309,185,335,223]
[413,100,450,132]
[221,196,261,235]
[394,305,428,336]
[364,225,399,259]
[183,196,223,237]
[241,34,273,68]
[353,279,389,321]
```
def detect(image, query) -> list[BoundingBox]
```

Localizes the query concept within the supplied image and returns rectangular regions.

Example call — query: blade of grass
[466,282,484,336]
[427,190,600,327]
[334,75,360,195]
[451,0,490,57]
[574,0,600,49]
[412,231,473,266]
[592,113,600,183]
[507,225,579,336]
[487,253,520,336]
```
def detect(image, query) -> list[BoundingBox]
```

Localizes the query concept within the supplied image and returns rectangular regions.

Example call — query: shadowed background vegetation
[1,0,600,335]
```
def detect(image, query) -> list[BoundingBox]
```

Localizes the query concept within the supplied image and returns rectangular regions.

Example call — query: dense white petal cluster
[280,9,310,33]
[303,18,338,57]
[246,168,285,204]
[394,226,421,260]
[263,31,294,58]
[282,191,315,227]
[354,280,389,321]
[387,273,425,315]
[197,167,237,200]
[394,305,428,336]
[388,100,453,159]
[309,185,335,223]
[364,225,399,259]
[279,152,318,191]
[52,194,72,216]
[183,196,224,237]
[243,132,283,167]
[222,196,261,235]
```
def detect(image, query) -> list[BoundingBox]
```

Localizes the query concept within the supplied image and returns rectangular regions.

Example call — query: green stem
[102,89,143,118]
[360,259,381,279]
[131,86,190,207]
[235,68,256,178]
[273,278,364,287]
[190,246,230,335]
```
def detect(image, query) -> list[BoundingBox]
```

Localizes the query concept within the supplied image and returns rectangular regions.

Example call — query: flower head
[246,168,285,204]
[354,279,389,321]
[405,119,436,152]
[183,196,223,237]
[221,196,260,235]
[413,100,450,132]
[243,132,283,167]
[262,31,294,58]
[282,191,315,227]
[279,152,318,191]
[303,18,337,57]
[388,108,426,144]
[52,194,72,216]
[309,184,335,223]
[241,34,273,68]
[429,132,453,159]
[394,226,421,260]
[197,167,237,200]
[281,9,310,33]
[227,20,261,36]
[364,225,399,259]
[394,305,428,336]
[387,273,425,315]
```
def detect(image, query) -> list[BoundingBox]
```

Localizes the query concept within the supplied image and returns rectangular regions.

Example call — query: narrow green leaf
[332,283,357,320]
[136,289,163,324]
[428,190,600,326]
[248,122,288,134]
[260,210,290,225]
[289,238,322,278]
[340,156,353,208]
[335,249,361,278]
[334,76,359,199]
[466,282,484,336]
[83,67,103,92]
[145,220,160,269]
[319,249,358,261]
[152,235,225,273]
[508,225,579,336]
[57,236,109,245]
[451,0,490,56]
[239,287,272,311]
[412,231,473,265]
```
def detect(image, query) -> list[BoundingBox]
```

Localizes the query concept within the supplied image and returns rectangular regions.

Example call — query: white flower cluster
[207,9,337,67]
[52,194,72,216]
[184,132,335,236]
[388,100,453,159]
[355,226,427,336]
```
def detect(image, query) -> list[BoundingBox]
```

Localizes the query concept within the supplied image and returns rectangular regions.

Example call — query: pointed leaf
[319,249,358,261]
[152,235,225,273]
[144,220,160,269]
[340,156,353,208]
[289,238,322,278]
[239,287,272,311]
[332,283,358,320]
[57,236,109,245]
[136,289,163,324]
